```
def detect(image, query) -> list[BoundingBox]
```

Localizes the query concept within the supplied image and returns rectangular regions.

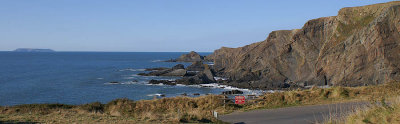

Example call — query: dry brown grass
[320,82,400,124]
[344,97,400,124]
[0,95,228,123]
[324,97,400,124]
[238,81,400,112]
[1,82,399,123]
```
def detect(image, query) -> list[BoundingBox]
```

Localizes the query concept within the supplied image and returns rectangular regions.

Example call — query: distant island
[13,48,55,52]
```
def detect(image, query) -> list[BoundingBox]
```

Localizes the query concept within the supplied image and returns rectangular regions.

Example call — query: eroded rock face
[176,65,216,85]
[208,2,400,89]
[186,61,205,72]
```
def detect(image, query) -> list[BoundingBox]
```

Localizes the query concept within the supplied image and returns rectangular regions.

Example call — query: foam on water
[119,68,145,72]
[214,77,228,81]
[151,60,163,62]
[147,93,163,97]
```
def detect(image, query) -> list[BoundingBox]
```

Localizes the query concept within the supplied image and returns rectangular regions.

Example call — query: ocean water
[0,52,232,106]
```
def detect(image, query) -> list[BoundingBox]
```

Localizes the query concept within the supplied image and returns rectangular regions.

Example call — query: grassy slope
[344,98,400,124]
[1,82,399,123]
[324,96,400,124]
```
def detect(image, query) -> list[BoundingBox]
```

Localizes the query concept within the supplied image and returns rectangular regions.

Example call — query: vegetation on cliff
[208,1,400,90]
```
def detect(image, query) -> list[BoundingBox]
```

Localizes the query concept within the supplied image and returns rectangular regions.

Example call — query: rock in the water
[222,90,244,95]
[139,64,186,76]
[138,69,172,76]
[165,51,204,62]
[109,81,119,84]
[176,64,216,85]
[148,79,176,85]
[144,67,169,71]
[162,69,187,77]
[193,93,200,96]
[177,51,204,62]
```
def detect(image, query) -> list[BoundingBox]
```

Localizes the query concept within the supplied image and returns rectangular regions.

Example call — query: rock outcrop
[222,90,244,95]
[165,51,205,62]
[149,79,176,85]
[176,64,216,85]
[138,64,187,77]
[208,2,400,89]
[139,62,216,85]
[186,61,206,72]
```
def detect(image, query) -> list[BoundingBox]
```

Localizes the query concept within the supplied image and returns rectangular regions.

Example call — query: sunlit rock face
[207,1,400,89]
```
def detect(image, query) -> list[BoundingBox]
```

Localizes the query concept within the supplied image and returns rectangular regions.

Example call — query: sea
[0,52,256,106]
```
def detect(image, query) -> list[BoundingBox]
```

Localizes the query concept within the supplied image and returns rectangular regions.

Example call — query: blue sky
[0,0,395,52]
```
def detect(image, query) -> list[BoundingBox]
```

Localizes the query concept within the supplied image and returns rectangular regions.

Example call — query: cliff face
[208,2,400,89]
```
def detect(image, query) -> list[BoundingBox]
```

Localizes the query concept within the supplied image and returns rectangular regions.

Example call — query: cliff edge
[208,1,400,89]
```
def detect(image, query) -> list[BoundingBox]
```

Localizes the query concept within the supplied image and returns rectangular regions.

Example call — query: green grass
[334,13,375,45]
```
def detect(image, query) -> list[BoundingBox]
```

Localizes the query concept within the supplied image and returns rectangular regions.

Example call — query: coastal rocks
[222,90,243,95]
[138,64,187,77]
[140,61,218,85]
[164,69,187,77]
[144,67,169,71]
[172,64,185,70]
[109,81,119,84]
[176,65,216,85]
[186,61,205,72]
[148,79,176,85]
[207,1,400,89]
[137,69,170,76]
[165,51,204,62]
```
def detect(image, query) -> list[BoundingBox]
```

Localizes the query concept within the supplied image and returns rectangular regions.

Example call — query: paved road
[219,102,368,124]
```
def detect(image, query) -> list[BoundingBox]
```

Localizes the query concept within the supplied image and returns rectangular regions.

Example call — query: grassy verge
[345,97,400,124]
[1,82,399,123]
[325,97,400,124]
[240,81,400,112]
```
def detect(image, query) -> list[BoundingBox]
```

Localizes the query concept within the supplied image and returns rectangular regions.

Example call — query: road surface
[219,102,368,124]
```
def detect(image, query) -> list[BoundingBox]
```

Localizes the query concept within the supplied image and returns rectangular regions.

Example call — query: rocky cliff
[208,1,400,89]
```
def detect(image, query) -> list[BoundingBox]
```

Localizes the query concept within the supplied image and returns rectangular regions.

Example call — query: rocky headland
[206,1,400,90]
[147,2,400,91]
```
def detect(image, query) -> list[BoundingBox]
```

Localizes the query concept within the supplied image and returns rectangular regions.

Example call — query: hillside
[208,1,400,89]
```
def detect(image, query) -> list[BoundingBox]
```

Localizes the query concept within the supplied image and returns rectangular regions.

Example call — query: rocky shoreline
[137,2,400,91]
[148,2,400,90]
[137,51,306,93]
